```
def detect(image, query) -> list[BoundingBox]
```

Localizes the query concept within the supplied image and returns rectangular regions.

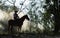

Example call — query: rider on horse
[14,11,19,20]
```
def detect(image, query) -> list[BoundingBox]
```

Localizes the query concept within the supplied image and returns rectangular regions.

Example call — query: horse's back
[8,15,29,26]
[8,19,14,23]
[8,19,13,25]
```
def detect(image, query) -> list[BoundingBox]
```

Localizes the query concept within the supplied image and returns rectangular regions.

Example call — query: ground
[0,33,60,38]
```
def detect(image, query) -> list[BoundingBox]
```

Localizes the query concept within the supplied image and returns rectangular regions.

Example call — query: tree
[0,0,56,33]
[27,0,46,33]
[0,0,18,12]
[27,0,55,33]
[44,0,60,33]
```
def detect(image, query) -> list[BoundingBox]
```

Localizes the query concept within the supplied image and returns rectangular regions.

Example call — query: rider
[14,11,19,20]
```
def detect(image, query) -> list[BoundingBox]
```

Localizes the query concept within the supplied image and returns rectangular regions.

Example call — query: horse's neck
[20,16,25,21]
[20,15,29,21]
[24,15,29,20]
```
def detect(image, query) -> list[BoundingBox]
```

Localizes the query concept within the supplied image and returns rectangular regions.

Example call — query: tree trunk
[53,8,60,33]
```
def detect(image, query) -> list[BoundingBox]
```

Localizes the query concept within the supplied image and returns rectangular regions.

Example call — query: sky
[5,0,30,9]
[4,0,45,14]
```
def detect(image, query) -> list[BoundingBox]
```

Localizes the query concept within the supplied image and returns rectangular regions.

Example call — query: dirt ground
[0,33,60,38]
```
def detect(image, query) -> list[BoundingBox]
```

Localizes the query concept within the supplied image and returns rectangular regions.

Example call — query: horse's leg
[17,26,21,32]
[19,25,22,32]
[17,27,21,33]
[10,26,13,33]
[17,26,19,32]
[18,26,21,32]
[8,23,11,34]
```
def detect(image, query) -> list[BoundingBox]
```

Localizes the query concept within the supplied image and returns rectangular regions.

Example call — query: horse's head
[25,15,29,20]
[21,15,29,20]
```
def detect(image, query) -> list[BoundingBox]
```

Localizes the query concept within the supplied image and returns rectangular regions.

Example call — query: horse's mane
[20,15,29,20]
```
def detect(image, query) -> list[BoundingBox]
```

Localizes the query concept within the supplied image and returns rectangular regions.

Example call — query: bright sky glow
[0,11,4,20]
[4,0,45,14]
[0,0,47,31]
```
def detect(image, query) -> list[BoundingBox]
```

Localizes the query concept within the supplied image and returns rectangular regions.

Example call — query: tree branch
[7,0,13,4]
[19,0,26,12]
[0,0,7,5]
[13,0,16,6]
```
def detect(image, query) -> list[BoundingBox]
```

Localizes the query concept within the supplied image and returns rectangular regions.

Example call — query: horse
[8,15,29,33]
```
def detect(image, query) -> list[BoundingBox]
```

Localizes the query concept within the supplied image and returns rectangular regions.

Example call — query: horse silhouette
[8,15,29,33]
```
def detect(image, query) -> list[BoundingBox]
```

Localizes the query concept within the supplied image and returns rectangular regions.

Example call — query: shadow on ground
[0,33,60,38]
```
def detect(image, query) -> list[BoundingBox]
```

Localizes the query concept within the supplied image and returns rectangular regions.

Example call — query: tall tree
[0,0,18,12]
[27,0,55,33]
[44,0,60,33]
[27,0,52,33]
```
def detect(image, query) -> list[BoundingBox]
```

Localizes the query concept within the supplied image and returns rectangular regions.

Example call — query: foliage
[28,0,44,24]
[27,0,55,33]
[0,0,18,12]
[0,0,56,34]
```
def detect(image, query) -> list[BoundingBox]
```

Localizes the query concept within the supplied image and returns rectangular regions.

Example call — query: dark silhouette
[8,15,29,33]
[14,11,19,20]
